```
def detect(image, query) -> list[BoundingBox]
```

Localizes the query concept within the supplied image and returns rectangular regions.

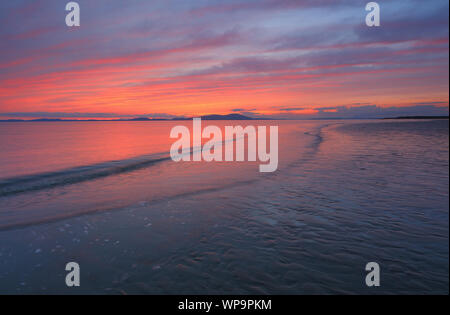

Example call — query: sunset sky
[0,0,448,119]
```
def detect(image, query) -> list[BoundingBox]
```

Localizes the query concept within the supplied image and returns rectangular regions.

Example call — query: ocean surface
[0,119,448,294]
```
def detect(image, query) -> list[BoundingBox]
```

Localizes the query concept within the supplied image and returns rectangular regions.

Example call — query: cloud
[355,2,449,44]
[190,0,356,16]
[0,0,448,117]
[272,104,449,119]
[278,107,306,112]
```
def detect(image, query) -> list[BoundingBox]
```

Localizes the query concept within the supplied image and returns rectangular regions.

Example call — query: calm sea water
[0,119,448,294]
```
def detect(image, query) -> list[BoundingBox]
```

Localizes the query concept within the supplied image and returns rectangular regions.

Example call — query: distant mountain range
[1,114,447,122]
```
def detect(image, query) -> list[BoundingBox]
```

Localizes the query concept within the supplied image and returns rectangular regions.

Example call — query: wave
[0,138,233,197]
[0,152,172,197]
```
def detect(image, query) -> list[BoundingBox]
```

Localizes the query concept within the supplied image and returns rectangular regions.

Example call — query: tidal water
[0,119,448,294]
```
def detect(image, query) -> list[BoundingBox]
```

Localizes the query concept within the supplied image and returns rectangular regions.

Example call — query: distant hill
[129,113,255,121]
[172,113,253,120]
[202,114,252,120]
[0,113,256,122]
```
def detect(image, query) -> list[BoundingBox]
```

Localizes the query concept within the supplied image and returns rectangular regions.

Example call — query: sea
[0,119,448,294]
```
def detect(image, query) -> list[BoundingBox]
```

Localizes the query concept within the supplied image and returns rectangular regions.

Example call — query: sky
[0,0,448,119]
